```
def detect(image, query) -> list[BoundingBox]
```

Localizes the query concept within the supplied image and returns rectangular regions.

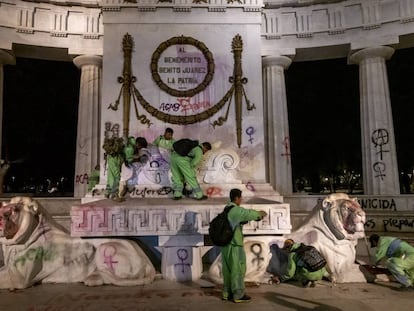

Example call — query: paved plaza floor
[0,275,413,311]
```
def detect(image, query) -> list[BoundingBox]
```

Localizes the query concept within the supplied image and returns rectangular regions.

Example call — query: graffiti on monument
[371,128,389,180]
[317,197,398,211]
[365,217,414,232]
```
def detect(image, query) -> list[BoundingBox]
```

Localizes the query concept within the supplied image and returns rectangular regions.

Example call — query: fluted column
[73,55,102,198]
[262,55,293,195]
[350,46,399,195]
[0,50,15,159]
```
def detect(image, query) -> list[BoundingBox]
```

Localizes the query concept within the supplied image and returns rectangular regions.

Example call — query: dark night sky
[2,48,414,194]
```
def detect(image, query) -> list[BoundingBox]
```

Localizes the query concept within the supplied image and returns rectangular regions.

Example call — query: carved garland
[108,33,255,147]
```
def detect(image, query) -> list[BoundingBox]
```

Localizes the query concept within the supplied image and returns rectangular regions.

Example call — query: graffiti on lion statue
[208,193,367,284]
[0,197,156,289]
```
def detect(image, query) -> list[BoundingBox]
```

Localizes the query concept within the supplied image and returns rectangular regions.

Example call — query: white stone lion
[285,193,367,283]
[208,193,367,284]
[0,197,156,289]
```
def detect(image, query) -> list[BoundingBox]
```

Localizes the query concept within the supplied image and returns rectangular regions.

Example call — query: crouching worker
[280,239,328,287]
[369,234,414,289]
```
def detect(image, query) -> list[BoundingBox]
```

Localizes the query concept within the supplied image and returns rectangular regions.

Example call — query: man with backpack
[221,188,267,303]
[152,127,175,152]
[278,239,328,287]
[170,139,211,200]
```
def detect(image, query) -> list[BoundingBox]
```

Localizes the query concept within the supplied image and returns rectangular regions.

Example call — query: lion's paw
[84,273,104,286]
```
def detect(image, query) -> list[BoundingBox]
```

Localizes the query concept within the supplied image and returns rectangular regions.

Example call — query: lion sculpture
[0,197,156,289]
[208,193,367,284]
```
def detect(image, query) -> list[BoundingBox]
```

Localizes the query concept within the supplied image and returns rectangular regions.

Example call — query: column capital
[73,55,102,69]
[349,46,394,64]
[262,55,292,70]
[0,50,15,66]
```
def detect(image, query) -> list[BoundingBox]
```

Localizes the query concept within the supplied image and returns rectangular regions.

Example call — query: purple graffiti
[175,248,190,274]
[246,126,255,144]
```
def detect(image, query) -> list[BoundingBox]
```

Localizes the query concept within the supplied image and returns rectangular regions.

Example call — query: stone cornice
[262,0,414,43]
[264,0,345,9]
[3,0,414,61]
[17,0,344,8]
[16,0,100,7]
[261,0,414,59]
[100,0,263,12]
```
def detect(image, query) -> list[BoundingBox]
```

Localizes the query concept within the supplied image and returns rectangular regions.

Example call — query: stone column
[0,50,15,194]
[0,50,15,159]
[350,46,399,195]
[73,55,102,198]
[262,55,293,195]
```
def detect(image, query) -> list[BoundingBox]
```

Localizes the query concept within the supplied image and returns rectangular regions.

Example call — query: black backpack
[208,205,234,246]
[173,139,199,156]
[294,243,327,272]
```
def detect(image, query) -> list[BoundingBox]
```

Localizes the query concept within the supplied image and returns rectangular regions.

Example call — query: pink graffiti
[177,98,211,113]
[103,245,118,272]
[206,187,223,197]
[75,173,89,184]
[281,136,291,163]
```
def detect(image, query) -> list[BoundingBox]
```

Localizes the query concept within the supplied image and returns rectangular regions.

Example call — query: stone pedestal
[157,245,211,282]
[70,197,291,282]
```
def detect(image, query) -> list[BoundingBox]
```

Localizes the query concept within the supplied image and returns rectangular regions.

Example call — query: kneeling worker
[280,239,328,287]
[370,234,414,289]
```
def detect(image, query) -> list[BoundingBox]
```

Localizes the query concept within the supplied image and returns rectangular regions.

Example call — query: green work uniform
[280,242,327,284]
[88,168,100,192]
[170,145,204,199]
[375,236,414,287]
[124,136,136,165]
[105,154,123,198]
[153,135,175,151]
[221,202,263,300]
[103,137,124,199]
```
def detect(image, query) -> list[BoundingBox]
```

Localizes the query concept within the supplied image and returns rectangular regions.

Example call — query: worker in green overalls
[102,137,124,201]
[153,127,175,151]
[88,164,100,192]
[221,188,267,303]
[170,141,211,200]
[370,234,414,289]
[280,239,328,287]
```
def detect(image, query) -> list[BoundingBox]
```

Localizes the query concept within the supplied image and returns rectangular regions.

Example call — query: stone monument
[73,1,292,283]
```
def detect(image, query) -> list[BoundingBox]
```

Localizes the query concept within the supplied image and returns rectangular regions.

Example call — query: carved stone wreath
[150,35,215,97]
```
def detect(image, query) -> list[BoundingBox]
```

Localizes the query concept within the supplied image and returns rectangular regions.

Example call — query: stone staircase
[2,194,413,266]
